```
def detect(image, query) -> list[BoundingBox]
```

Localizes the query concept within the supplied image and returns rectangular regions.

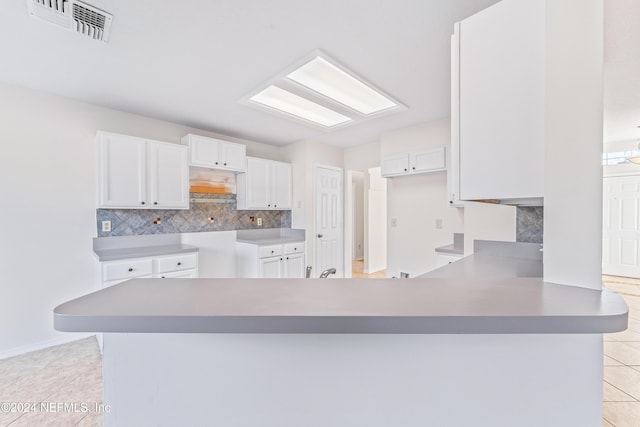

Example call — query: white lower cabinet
[98,251,198,352]
[237,241,305,278]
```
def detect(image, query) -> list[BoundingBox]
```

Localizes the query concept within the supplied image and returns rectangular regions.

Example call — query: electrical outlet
[391,218,398,227]
[257,218,263,226]
[435,219,443,229]
[101,221,111,232]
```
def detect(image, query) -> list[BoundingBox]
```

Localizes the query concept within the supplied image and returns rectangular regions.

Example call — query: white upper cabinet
[148,142,189,208]
[97,131,189,210]
[98,132,147,208]
[181,134,246,172]
[237,157,292,210]
[381,148,446,178]
[454,0,544,202]
[271,161,293,209]
[381,154,410,177]
[411,148,446,173]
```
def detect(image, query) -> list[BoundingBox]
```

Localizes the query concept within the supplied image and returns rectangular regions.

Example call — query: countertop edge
[53,311,629,334]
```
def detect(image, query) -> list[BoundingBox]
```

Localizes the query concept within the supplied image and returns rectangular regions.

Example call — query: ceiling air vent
[72,1,112,42]
[26,0,112,43]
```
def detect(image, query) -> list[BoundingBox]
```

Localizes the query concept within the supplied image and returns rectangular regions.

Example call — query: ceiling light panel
[286,56,398,115]
[249,85,352,128]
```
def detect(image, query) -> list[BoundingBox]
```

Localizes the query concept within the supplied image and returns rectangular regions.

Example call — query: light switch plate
[257,218,263,226]
[101,220,111,232]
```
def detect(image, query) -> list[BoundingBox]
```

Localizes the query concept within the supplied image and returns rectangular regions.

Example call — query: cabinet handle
[128,268,134,272]
[268,204,271,207]
[161,276,165,278]
[286,257,289,260]
[177,262,182,266]
[404,168,407,172]
[141,201,146,205]
[412,167,416,170]
[274,204,277,208]
[280,258,283,261]
[317,234,323,238]
[271,250,274,254]
[215,162,219,165]
[223,162,227,166]
[294,247,297,251]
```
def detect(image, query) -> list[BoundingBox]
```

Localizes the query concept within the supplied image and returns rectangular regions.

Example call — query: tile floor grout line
[603,380,639,402]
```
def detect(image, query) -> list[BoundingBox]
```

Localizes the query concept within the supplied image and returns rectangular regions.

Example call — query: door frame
[314,164,344,278]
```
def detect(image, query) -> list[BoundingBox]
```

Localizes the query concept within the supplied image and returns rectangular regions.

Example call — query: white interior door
[603,175,640,277]
[315,166,344,278]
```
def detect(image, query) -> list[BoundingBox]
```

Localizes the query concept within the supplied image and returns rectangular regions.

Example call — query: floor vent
[26,0,112,43]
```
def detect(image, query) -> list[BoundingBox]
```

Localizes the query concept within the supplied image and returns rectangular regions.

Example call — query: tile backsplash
[516,206,543,244]
[97,194,291,237]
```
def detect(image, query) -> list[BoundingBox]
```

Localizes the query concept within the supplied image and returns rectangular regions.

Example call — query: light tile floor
[603,275,640,427]
[0,337,103,426]
[351,259,387,278]
[1,276,638,427]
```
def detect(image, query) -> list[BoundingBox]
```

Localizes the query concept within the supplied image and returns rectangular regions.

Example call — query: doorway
[346,167,387,278]
[603,175,640,278]
[314,165,344,278]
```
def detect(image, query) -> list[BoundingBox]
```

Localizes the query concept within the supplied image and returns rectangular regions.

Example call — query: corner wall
[381,119,464,278]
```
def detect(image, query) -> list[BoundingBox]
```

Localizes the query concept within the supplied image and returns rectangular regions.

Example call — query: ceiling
[0,0,635,148]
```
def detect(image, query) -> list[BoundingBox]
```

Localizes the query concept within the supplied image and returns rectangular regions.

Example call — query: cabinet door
[188,135,221,168]
[245,157,271,209]
[381,154,410,177]
[221,142,246,172]
[259,256,282,278]
[148,141,189,209]
[98,132,147,208]
[458,0,544,200]
[283,253,305,278]
[411,148,446,173]
[271,161,292,210]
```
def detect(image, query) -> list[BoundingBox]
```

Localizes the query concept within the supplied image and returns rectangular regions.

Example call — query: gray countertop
[435,232,464,255]
[236,236,305,245]
[55,253,627,334]
[236,228,305,245]
[93,234,198,262]
[94,244,199,262]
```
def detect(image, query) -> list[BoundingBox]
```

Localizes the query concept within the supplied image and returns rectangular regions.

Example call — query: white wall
[0,83,280,358]
[382,119,464,278]
[352,172,365,260]
[463,202,516,256]
[543,0,603,290]
[344,140,381,172]
[364,168,387,273]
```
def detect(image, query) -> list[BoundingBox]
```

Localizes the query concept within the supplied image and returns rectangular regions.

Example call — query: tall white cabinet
[451,0,544,203]
[236,157,292,210]
[97,131,189,209]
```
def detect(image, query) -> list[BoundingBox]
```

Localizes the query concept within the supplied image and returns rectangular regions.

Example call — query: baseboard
[0,333,95,360]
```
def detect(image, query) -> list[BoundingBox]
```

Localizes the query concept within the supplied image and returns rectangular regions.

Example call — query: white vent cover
[27,0,112,43]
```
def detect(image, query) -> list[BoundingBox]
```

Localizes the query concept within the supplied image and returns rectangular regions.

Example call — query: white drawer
[103,275,153,288]
[259,245,283,258]
[283,242,304,255]
[156,269,198,279]
[155,253,198,274]
[103,258,153,281]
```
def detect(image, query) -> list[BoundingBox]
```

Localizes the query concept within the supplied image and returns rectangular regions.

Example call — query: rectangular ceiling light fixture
[286,56,398,115]
[249,85,352,128]
[241,50,405,130]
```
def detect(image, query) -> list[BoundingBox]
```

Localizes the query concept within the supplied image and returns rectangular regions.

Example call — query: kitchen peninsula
[55,242,627,427]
